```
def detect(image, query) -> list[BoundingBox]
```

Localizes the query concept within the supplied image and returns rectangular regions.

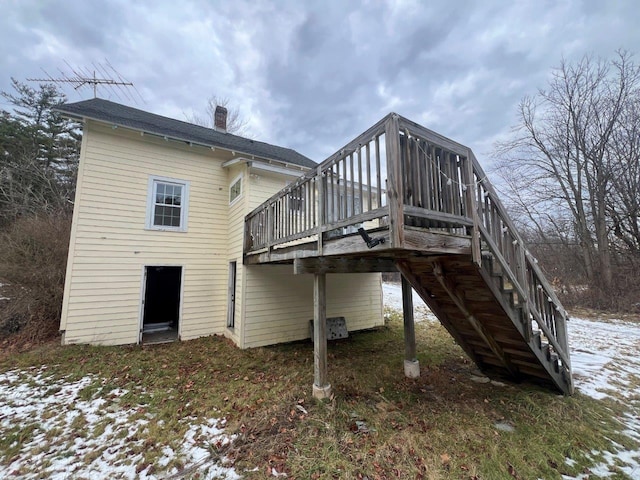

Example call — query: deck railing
[244,113,571,382]
[244,115,390,253]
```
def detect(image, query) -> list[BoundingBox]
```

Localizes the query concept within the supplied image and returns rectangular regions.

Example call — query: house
[55,100,573,398]
[55,99,384,348]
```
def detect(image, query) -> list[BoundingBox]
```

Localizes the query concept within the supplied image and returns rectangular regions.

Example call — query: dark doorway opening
[227,261,237,329]
[142,266,181,344]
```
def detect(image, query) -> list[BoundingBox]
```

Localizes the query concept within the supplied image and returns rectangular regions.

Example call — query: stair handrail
[469,151,571,374]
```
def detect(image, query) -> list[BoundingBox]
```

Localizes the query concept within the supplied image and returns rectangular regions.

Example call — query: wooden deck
[244,113,573,396]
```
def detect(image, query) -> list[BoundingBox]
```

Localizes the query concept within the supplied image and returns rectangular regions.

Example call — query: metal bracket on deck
[358,227,385,249]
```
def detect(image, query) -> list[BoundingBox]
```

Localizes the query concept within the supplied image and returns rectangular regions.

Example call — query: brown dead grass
[569,306,640,324]
[1,312,635,479]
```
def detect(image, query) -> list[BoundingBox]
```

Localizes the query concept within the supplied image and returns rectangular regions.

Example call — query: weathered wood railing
[244,113,571,386]
[244,114,479,253]
[468,150,572,381]
[244,115,390,252]
[390,116,571,384]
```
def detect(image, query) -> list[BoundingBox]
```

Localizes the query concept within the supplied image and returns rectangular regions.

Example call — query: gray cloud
[2,0,640,166]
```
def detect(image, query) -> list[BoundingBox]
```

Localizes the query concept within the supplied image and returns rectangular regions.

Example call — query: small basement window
[229,175,242,205]
[146,175,190,231]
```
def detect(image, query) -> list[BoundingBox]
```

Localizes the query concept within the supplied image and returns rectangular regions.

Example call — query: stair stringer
[396,255,572,394]
[476,258,572,393]
[396,261,487,371]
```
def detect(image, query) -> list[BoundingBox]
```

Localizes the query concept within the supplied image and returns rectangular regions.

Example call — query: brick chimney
[214,105,228,132]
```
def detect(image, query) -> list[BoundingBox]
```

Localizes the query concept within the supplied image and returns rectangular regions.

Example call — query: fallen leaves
[507,462,521,479]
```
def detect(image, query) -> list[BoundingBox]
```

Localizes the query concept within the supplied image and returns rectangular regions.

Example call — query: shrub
[0,213,71,342]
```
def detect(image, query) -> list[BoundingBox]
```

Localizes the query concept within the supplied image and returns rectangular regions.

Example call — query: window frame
[145,175,190,232]
[229,173,243,206]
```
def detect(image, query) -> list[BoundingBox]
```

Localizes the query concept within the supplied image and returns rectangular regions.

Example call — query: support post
[313,273,332,399]
[401,275,420,378]
[384,114,404,249]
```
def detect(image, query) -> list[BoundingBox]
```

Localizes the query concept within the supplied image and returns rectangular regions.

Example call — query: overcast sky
[2,0,640,165]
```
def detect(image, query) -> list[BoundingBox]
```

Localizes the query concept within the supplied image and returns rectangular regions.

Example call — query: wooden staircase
[397,254,571,393]
[244,113,573,395]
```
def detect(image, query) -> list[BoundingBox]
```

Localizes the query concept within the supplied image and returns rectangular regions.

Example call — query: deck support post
[402,276,420,378]
[313,273,332,399]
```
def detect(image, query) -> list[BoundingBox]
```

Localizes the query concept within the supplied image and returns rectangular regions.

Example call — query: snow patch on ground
[569,316,640,401]
[563,316,640,478]
[0,368,238,479]
[382,282,437,322]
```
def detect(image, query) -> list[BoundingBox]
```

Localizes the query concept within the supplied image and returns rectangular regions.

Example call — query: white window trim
[229,173,243,206]
[145,175,190,232]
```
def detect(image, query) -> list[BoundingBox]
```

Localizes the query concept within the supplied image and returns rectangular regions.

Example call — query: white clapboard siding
[61,122,235,345]
[61,120,384,348]
[243,265,383,348]
[224,163,248,345]
[240,170,384,349]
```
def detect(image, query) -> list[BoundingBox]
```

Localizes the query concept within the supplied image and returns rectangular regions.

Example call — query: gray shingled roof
[55,98,316,169]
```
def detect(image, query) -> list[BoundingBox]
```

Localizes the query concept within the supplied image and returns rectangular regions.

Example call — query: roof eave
[55,107,313,171]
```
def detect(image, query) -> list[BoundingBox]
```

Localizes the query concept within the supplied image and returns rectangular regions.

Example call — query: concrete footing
[404,359,420,378]
[312,383,332,400]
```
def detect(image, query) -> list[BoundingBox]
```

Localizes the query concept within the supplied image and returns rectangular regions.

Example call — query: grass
[1,310,636,479]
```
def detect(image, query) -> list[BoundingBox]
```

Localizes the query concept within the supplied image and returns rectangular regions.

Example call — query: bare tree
[185,95,249,136]
[495,51,640,293]
[608,94,640,254]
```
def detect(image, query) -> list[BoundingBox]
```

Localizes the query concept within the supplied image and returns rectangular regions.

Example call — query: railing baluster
[435,147,443,213]
[476,181,483,232]
[366,142,372,212]
[329,165,335,223]
[413,137,421,210]
[350,152,356,217]
[375,135,382,208]
[419,140,429,211]
[401,134,409,205]
[357,147,363,215]
[443,151,451,214]
[308,182,311,230]
[425,144,432,212]
[312,177,316,226]
[343,156,349,220]
[454,157,460,218]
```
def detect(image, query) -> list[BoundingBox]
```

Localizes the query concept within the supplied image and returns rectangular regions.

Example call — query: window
[229,175,242,205]
[146,176,190,231]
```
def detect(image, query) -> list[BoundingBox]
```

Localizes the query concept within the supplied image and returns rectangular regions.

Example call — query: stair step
[479,355,550,379]
[402,252,571,394]
[532,332,542,349]
[466,340,536,360]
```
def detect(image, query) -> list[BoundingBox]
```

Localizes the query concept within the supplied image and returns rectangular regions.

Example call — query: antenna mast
[27,60,143,103]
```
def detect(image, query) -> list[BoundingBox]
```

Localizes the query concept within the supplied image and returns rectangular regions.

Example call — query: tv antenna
[27,60,144,103]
